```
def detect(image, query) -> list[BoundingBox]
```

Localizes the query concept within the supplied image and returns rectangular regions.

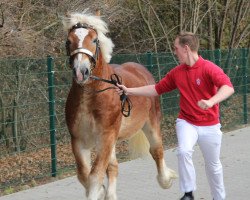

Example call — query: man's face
[173,38,187,64]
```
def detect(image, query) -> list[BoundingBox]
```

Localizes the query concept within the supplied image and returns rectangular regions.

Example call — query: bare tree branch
[0,3,4,28]
[146,1,178,64]
[179,0,183,32]
[137,0,158,53]
[235,24,250,48]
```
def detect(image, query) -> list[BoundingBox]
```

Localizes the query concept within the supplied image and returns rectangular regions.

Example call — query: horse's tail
[128,129,150,159]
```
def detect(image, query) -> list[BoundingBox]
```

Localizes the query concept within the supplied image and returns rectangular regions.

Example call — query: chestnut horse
[63,11,177,200]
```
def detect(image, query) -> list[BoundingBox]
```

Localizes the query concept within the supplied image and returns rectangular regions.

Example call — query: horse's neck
[92,62,114,84]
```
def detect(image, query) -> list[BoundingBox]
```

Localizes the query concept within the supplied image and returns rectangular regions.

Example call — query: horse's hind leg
[142,122,177,189]
[105,146,118,200]
[71,138,91,195]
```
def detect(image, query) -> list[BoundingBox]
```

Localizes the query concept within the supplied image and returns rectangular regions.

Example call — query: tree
[0,0,249,58]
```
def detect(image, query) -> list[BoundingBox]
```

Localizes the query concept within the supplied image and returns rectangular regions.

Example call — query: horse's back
[110,62,161,139]
[111,62,155,87]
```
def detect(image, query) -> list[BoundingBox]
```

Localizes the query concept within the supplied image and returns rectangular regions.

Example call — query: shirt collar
[184,56,203,70]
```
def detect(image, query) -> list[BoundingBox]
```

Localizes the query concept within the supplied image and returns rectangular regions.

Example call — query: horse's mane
[62,10,114,63]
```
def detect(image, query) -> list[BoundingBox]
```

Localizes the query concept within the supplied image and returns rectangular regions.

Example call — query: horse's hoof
[105,194,117,200]
[169,168,178,179]
[97,185,106,200]
[157,174,173,189]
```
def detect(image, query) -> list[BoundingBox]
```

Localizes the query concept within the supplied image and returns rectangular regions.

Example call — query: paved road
[1,127,249,200]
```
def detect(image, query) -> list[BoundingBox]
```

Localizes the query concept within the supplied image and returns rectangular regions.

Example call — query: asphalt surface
[0,126,249,200]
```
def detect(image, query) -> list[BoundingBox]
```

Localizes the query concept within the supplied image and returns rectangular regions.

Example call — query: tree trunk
[12,99,20,153]
[0,95,10,151]
[229,0,244,49]
[207,0,214,50]
[179,0,183,33]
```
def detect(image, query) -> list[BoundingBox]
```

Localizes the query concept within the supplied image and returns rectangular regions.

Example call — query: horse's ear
[95,9,101,16]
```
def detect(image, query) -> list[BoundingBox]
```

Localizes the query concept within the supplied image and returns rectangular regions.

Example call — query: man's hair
[176,32,199,52]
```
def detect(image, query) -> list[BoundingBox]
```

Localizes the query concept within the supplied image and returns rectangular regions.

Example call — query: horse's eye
[66,40,71,56]
[66,40,71,47]
[93,38,97,43]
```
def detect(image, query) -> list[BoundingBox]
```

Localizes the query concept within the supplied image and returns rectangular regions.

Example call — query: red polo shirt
[155,56,233,126]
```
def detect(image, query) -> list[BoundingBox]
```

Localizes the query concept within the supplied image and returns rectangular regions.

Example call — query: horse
[62,10,177,200]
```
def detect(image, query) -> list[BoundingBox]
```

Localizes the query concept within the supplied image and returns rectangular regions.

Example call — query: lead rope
[90,74,133,117]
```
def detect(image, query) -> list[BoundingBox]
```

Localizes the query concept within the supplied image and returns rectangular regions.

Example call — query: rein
[90,74,132,117]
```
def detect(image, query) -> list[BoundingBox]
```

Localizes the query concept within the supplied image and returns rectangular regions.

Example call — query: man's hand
[115,84,158,97]
[197,99,214,110]
[116,83,128,96]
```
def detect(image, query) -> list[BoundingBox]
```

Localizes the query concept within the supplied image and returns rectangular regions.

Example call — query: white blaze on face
[73,28,91,83]
[75,28,89,48]
[74,28,89,61]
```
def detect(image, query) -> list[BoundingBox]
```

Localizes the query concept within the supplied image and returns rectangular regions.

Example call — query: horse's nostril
[73,68,77,77]
[82,68,89,77]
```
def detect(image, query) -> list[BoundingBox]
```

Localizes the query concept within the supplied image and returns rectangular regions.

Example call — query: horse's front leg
[71,137,91,195]
[87,132,117,200]
[105,146,118,200]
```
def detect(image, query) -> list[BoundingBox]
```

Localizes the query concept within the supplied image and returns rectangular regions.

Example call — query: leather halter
[65,23,133,117]
[66,22,100,67]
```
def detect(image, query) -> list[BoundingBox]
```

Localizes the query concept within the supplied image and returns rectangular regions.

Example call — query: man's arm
[116,84,158,97]
[198,85,235,110]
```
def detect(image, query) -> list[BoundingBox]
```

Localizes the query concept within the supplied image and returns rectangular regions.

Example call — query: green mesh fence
[0,48,249,194]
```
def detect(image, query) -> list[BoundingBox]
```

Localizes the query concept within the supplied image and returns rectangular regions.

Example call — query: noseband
[66,22,100,68]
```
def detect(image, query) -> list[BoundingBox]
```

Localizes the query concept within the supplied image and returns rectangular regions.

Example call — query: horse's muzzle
[73,67,90,83]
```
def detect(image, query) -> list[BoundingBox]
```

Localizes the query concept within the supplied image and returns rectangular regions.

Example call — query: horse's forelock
[62,11,114,63]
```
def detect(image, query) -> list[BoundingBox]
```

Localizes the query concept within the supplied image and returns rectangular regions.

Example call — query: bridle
[90,74,133,117]
[65,22,100,68]
[65,23,132,117]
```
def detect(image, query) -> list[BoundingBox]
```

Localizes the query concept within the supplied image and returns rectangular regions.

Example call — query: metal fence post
[242,48,248,124]
[47,55,57,177]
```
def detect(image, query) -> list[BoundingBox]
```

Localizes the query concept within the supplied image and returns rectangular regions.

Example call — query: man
[116,32,234,200]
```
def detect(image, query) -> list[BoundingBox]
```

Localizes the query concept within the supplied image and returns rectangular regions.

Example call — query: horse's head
[66,23,100,84]
[62,11,115,85]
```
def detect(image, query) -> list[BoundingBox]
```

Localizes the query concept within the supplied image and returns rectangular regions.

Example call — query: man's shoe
[180,194,194,200]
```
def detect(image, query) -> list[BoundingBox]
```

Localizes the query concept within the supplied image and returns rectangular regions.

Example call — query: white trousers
[176,118,225,200]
